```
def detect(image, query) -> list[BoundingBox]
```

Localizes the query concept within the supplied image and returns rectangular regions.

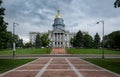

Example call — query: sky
[2,0,120,43]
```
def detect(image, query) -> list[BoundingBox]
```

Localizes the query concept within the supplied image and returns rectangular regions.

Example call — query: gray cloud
[2,0,120,42]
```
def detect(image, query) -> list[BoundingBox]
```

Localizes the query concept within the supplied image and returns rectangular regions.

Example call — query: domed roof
[55,10,62,18]
[55,14,62,18]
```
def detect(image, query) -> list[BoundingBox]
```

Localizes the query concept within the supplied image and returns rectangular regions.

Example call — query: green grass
[0,48,51,55]
[0,48,120,55]
[0,59,35,74]
[67,48,120,54]
[84,58,120,74]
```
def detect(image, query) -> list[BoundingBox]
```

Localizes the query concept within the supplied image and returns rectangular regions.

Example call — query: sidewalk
[0,54,120,59]
[0,57,119,77]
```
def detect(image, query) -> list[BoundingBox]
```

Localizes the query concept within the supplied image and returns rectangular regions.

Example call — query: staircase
[50,48,66,54]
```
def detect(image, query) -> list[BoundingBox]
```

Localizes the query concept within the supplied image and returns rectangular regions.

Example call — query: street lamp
[46,46,48,54]
[69,46,72,54]
[13,22,19,59]
[96,21,104,59]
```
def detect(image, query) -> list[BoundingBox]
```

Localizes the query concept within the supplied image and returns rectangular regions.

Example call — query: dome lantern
[55,10,62,18]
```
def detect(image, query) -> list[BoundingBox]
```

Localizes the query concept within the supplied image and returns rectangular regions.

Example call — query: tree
[75,30,84,48]
[35,34,41,48]
[94,33,101,48]
[0,0,8,49]
[83,34,93,48]
[108,31,120,49]
[40,33,50,47]
[24,42,33,48]
[70,30,84,48]
[103,35,110,48]
[114,0,120,8]
[6,31,13,48]
[70,36,77,47]
[18,39,23,48]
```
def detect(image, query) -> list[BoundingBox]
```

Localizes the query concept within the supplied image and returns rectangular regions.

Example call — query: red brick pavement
[0,57,119,77]
[50,48,66,54]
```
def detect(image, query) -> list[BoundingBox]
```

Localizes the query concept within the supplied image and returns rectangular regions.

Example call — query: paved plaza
[0,48,120,77]
[0,57,119,77]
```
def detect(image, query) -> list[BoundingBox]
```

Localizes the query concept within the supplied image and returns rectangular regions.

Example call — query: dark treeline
[24,33,50,48]
[0,0,23,50]
[70,30,120,50]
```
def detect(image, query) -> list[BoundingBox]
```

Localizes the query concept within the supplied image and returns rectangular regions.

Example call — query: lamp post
[96,21,104,59]
[70,46,72,54]
[13,22,19,59]
[46,46,48,54]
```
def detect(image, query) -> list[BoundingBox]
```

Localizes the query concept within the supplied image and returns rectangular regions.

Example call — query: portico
[52,32,66,48]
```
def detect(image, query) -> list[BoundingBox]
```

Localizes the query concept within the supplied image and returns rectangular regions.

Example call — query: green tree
[35,34,41,48]
[24,42,33,48]
[103,35,110,48]
[94,33,101,48]
[40,33,50,47]
[75,30,84,48]
[70,36,76,47]
[18,39,23,48]
[0,0,8,49]
[83,34,93,48]
[108,31,120,49]
[114,0,120,8]
[71,30,84,48]
[6,31,13,48]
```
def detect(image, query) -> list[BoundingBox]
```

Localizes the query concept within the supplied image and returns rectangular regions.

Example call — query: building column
[57,33,58,47]
[53,42,54,48]
[62,33,64,48]
[58,33,59,47]
[59,33,61,47]
[55,33,56,47]
[53,34,55,47]
[53,33,55,41]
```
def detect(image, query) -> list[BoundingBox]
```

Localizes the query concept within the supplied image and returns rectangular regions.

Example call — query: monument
[29,10,76,48]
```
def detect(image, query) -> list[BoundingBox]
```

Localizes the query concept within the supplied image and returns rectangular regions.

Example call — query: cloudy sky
[2,0,120,42]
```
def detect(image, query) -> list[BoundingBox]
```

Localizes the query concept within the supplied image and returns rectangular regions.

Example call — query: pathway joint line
[65,58,83,77]
[35,58,53,77]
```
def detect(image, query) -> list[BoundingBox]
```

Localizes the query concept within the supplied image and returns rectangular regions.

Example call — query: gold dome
[55,14,62,18]
[55,10,62,18]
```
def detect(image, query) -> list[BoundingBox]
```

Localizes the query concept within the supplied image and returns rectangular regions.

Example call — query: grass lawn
[0,59,35,74]
[67,48,120,54]
[0,48,51,55]
[84,58,120,74]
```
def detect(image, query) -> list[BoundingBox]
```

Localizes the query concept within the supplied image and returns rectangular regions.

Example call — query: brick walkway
[50,48,66,54]
[0,57,119,77]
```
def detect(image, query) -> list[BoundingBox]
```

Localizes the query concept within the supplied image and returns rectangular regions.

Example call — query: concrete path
[0,54,120,59]
[0,57,119,77]
[1,54,120,59]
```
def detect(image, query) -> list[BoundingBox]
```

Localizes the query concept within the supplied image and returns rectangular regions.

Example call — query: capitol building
[29,10,76,48]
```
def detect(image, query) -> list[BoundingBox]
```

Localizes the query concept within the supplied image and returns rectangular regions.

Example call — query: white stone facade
[29,30,75,48]
[49,29,75,48]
